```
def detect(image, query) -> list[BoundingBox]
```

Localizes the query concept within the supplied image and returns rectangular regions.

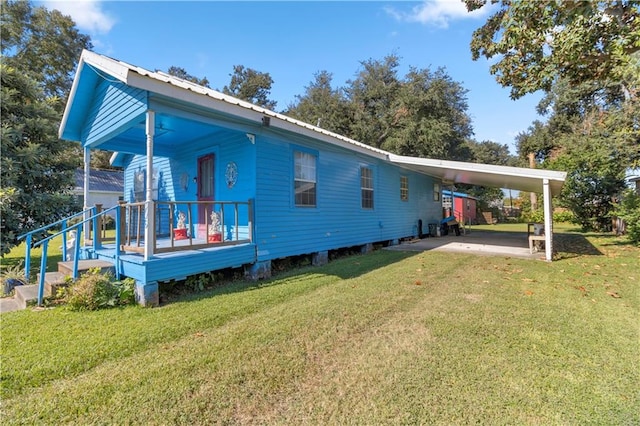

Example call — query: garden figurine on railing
[208,211,222,243]
[174,211,188,240]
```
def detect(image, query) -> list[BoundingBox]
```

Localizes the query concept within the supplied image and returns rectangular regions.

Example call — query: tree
[222,65,277,110]
[466,140,515,166]
[465,0,640,100]
[1,1,90,255]
[383,67,473,159]
[469,0,639,237]
[1,63,80,255]
[284,71,352,135]
[551,134,627,232]
[345,54,402,149]
[1,0,92,103]
[515,120,558,165]
[343,54,474,160]
[166,66,210,88]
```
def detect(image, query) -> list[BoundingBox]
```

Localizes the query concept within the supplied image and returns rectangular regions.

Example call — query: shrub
[0,262,27,296]
[553,210,574,223]
[64,268,135,311]
[520,209,575,224]
[613,189,640,246]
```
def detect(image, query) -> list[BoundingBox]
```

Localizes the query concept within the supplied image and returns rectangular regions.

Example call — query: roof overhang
[389,154,566,196]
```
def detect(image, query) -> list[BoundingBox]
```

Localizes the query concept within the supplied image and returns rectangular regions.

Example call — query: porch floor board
[89,241,257,283]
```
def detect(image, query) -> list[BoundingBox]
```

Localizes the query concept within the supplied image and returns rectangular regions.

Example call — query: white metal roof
[389,155,566,195]
[66,50,567,195]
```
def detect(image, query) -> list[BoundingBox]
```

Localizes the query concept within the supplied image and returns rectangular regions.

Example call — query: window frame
[361,166,374,209]
[400,175,409,201]
[293,148,318,208]
[433,183,441,201]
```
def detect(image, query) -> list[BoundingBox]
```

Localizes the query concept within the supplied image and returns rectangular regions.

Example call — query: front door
[197,154,215,224]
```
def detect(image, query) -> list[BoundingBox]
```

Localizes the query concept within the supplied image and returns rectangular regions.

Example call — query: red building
[442,190,478,225]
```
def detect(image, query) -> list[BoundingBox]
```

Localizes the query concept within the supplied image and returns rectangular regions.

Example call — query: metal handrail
[30,205,121,306]
[18,208,94,282]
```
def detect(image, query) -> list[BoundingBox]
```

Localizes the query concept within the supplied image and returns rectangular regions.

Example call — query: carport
[388,154,567,261]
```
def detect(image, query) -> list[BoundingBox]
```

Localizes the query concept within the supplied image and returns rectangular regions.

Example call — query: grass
[1,225,638,424]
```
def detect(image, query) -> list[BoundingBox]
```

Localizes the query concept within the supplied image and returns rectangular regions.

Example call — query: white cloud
[44,0,115,34]
[385,0,494,29]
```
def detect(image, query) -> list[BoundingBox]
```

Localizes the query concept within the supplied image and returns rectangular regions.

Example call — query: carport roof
[389,154,566,196]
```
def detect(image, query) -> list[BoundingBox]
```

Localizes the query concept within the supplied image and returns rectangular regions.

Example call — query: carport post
[543,178,553,261]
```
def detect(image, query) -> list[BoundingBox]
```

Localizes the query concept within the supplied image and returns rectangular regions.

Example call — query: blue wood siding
[254,134,441,261]
[123,129,256,237]
[82,79,147,148]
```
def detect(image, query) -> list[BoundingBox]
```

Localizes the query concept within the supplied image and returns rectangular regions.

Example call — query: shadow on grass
[160,250,417,306]
[554,232,603,259]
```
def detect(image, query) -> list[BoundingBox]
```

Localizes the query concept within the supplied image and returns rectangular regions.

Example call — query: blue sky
[41,0,545,155]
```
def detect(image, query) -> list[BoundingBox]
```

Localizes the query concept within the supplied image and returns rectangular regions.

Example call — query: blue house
[57,50,567,306]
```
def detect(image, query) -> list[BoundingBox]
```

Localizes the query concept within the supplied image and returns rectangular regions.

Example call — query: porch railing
[20,205,122,306]
[17,200,254,306]
[18,206,111,282]
[121,199,254,254]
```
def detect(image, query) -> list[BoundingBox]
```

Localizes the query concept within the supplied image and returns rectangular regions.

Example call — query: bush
[0,262,27,296]
[64,268,135,311]
[613,189,640,246]
[553,210,574,223]
[520,209,575,224]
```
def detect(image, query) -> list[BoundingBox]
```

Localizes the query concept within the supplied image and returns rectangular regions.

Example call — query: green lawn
[1,226,638,424]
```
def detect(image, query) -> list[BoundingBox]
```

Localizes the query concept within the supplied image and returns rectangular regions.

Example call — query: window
[400,176,409,201]
[361,167,374,209]
[433,183,440,201]
[294,151,316,207]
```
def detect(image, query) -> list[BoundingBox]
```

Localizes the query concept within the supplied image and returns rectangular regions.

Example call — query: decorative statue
[176,211,186,229]
[208,211,221,235]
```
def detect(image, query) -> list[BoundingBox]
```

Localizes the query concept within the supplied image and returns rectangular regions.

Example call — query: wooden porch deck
[89,239,257,284]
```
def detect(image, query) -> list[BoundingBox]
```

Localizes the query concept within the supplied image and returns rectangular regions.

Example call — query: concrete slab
[0,297,20,314]
[387,230,546,260]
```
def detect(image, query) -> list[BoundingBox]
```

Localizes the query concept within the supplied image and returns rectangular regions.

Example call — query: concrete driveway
[387,229,546,260]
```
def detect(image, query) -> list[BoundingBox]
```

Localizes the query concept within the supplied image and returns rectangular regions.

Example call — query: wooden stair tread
[58,259,114,271]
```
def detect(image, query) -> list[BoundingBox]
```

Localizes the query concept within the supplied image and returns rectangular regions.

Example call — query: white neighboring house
[73,169,124,217]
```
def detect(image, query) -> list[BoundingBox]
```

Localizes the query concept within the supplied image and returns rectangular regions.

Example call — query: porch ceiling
[96,113,224,156]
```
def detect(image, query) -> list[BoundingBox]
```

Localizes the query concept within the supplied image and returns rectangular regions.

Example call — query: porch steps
[15,285,38,310]
[1,259,114,313]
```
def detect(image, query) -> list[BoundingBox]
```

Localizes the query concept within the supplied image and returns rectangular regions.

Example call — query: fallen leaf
[607,292,621,298]
[415,280,422,286]
[524,290,534,296]
[575,286,588,296]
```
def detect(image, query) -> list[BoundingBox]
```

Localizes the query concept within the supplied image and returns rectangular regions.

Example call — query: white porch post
[543,178,553,261]
[83,147,91,240]
[144,110,155,260]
